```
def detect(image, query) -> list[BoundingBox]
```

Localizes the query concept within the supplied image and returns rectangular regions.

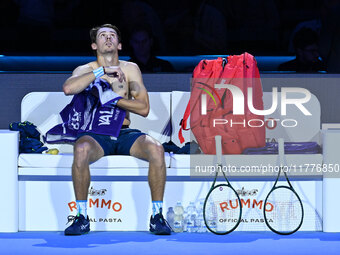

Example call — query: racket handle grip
[278,138,284,165]
[215,135,222,165]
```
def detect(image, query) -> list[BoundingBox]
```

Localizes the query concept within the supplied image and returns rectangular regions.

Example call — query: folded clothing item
[242,142,321,155]
[9,121,47,153]
[162,140,200,154]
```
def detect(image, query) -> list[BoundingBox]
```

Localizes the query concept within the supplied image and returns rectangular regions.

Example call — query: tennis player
[63,24,171,235]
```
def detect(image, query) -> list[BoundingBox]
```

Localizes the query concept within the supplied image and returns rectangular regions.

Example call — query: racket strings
[264,188,303,233]
[236,197,268,231]
[205,185,241,234]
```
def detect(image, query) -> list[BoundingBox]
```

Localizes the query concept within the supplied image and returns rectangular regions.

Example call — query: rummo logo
[219,198,274,212]
[68,198,122,212]
[67,186,123,225]
[199,83,312,128]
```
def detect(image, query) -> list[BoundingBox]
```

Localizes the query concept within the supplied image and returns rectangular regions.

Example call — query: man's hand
[100,74,126,93]
[104,66,126,83]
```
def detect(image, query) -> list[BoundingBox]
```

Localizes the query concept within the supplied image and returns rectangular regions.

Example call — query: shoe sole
[64,231,90,236]
[150,230,171,235]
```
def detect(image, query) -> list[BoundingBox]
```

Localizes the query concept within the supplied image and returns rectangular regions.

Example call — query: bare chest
[109,78,129,99]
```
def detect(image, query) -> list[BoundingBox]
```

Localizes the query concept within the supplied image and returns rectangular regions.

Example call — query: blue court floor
[0,231,339,255]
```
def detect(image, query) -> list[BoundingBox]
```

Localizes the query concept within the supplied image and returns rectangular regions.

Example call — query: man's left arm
[115,64,150,117]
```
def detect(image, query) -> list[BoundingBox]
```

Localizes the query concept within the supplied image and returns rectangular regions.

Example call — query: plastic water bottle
[173,201,184,233]
[183,207,188,232]
[186,202,198,233]
[192,202,199,233]
[196,201,206,233]
[185,204,193,233]
[166,207,175,229]
[206,202,217,232]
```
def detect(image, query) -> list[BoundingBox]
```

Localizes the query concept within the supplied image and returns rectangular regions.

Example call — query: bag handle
[178,101,190,143]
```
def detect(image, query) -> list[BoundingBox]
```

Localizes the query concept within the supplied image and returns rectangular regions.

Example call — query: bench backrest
[21,91,321,152]
[21,92,171,152]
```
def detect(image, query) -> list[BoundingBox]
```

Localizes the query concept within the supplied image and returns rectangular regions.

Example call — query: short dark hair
[89,24,122,44]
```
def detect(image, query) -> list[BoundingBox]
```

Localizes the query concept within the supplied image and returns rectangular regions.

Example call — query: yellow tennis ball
[47,148,59,155]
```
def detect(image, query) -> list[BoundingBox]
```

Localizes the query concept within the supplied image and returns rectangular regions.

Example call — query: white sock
[152,201,163,217]
[76,200,87,218]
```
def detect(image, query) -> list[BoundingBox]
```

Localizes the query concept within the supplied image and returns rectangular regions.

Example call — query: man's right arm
[63,65,127,95]
[63,64,96,95]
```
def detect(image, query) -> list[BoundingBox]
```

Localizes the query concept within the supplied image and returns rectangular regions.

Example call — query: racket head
[203,184,242,235]
[263,186,304,235]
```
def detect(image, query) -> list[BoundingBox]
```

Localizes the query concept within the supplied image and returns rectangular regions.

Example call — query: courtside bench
[1,91,340,232]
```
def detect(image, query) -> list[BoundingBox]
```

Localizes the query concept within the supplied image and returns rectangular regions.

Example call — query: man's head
[129,25,154,59]
[90,24,122,55]
[293,28,320,64]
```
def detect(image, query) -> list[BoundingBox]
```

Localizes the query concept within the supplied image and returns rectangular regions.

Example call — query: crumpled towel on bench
[9,121,48,153]
[45,78,126,143]
[242,142,321,154]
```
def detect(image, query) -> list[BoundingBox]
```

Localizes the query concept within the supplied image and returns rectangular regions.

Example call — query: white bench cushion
[21,92,172,153]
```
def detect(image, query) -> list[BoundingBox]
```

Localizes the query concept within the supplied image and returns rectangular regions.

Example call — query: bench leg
[0,130,19,232]
[322,130,340,232]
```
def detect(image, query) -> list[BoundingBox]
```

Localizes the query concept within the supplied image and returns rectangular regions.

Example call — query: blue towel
[9,121,48,153]
[45,78,126,143]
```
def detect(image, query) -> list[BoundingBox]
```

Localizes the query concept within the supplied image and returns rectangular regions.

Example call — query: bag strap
[178,58,228,144]
[178,55,244,144]
[178,100,190,144]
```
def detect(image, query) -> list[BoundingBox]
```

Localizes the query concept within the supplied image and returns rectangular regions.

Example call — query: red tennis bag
[179,53,266,154]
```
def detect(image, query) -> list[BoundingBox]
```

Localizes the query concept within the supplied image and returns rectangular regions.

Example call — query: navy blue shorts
[77,127,146,156]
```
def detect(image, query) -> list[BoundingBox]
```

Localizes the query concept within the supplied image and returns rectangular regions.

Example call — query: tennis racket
[203,136,242,235]
[263,138,304,235]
